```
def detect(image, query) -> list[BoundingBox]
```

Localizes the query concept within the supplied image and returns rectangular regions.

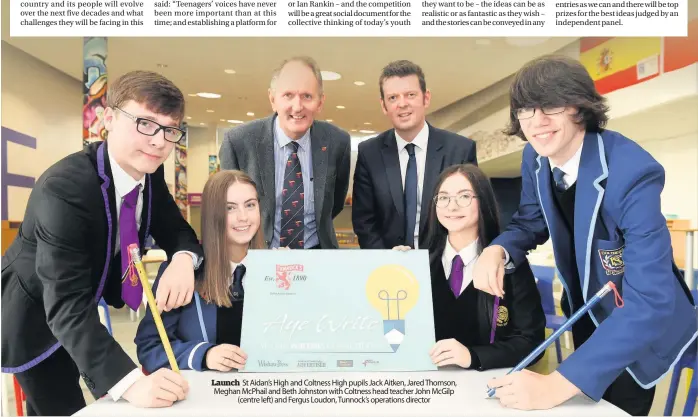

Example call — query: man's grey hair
[270,56,324,95]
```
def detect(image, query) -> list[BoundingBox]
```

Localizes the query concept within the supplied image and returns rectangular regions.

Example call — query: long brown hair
[422,164,501,257]
[197,170,265,307]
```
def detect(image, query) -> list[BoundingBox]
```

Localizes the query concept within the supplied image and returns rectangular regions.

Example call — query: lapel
[573,132,608,302]
[310,123,329,224]
[380,130,405,221]
[138,175,151,247]
[419,124,445,236]
[95,142,118,301]
[199,295,218,343]
[256,115,277,233]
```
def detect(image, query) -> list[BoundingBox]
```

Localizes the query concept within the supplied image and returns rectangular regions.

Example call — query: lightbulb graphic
[365,265,420,352]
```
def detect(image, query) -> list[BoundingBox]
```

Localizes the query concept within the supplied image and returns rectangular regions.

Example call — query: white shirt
[441,238,480,296]
[549,141,583,189]
[109,154,146,251]
[106,155,199,401]
[503,141,584,267]
[395,121,429,249]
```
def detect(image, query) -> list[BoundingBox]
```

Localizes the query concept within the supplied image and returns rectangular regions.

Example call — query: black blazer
[352,124,477,249]
[429,243,546,371]
[1,142,203,398]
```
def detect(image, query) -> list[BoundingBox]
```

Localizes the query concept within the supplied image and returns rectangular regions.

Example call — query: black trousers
[569,308,655,416]
[14,346,86,416]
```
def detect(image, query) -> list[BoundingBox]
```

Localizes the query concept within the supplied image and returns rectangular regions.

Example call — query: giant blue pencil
[487,281,621,398]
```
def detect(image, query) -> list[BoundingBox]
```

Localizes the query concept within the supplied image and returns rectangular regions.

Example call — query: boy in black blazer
[1,71,203,415]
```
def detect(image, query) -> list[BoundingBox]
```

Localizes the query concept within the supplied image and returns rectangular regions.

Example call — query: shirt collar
[274,116,311,151]
[108,152,146,197]
[549,140,583,180]
[395,121,429,152]
[443,237,479,269]
[230,257,247,272]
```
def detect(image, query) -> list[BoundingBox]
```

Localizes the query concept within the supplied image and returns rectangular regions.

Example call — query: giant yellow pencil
[128,243,180,373]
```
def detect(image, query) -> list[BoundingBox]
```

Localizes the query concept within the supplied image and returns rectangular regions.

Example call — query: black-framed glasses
[115,107,186,143]
[434,193,478,208]
[515,107,566,120]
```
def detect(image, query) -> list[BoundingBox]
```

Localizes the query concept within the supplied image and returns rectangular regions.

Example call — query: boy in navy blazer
[475,55,697,415]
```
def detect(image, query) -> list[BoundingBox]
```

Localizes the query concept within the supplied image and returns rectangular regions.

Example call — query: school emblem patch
[599,246,625,275]
[496,306,509,327]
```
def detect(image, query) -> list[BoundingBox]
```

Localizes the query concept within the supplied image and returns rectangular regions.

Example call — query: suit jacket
[0,142,203,399]
[492,130,698,401]
[136,263,217,373]
[219,114,351,249]
[352,124,477,249]
[429,243,545,371]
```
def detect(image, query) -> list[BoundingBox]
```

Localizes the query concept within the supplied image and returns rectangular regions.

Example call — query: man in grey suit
[219,56,351,249]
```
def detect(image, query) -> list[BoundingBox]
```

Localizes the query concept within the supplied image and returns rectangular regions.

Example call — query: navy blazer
[492,129,697,401]
[135,263,222,373]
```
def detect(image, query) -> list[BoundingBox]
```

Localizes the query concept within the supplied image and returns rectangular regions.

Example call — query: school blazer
[1,142,203,398]
[136,263,221,373]
[429,245,545,371]
[492,129,698,401]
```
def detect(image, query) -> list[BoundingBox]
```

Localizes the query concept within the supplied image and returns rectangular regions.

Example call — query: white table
[74,369,628,416]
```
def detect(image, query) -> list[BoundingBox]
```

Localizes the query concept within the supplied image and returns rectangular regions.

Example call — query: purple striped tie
[449,255,464,297]
[120,185,143,310]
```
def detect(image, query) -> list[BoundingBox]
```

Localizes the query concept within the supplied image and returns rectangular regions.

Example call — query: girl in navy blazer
[394,164,545,371]
[136,169,267,373]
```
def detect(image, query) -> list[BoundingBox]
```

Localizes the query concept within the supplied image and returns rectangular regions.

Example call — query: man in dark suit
[1,71,203,415]
[352,60,478,249]
[219,56,351,250]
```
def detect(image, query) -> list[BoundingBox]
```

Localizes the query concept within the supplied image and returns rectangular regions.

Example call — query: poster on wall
[82,37,108,149]
[175,140,188,220]
[208,155,219,176]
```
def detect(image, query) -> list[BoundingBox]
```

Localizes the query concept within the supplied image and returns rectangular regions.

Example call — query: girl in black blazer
[395,164,545,371]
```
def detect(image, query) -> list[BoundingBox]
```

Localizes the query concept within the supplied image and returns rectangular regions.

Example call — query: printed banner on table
[240,249,437,372]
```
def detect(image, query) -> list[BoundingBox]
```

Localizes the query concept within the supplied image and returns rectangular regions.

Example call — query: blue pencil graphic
[487,281,622,398]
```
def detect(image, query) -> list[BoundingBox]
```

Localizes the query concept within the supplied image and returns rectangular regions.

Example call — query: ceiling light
[364,122,372,125]
[336,105,345,109]
[188,94,197,97]
[206,109,214,113]
[246,112,255,116]
[321,71,341,81]
[353,81,365,86]
[326,119,333,122]
[186,116,192,119]
[224,69,236,74]
[359,129,375,134]
[196,92,221,98]
[199,123,205,125]
[220,119,225,122]
[228,120,244,124]
[351,129,357,132]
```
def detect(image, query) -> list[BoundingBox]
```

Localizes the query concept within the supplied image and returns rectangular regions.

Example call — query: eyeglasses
[115,107,186,143]
[434,193,478,208]
[514,107,566,120]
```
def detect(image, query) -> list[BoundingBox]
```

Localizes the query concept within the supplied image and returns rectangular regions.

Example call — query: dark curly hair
[505,55,610,141]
